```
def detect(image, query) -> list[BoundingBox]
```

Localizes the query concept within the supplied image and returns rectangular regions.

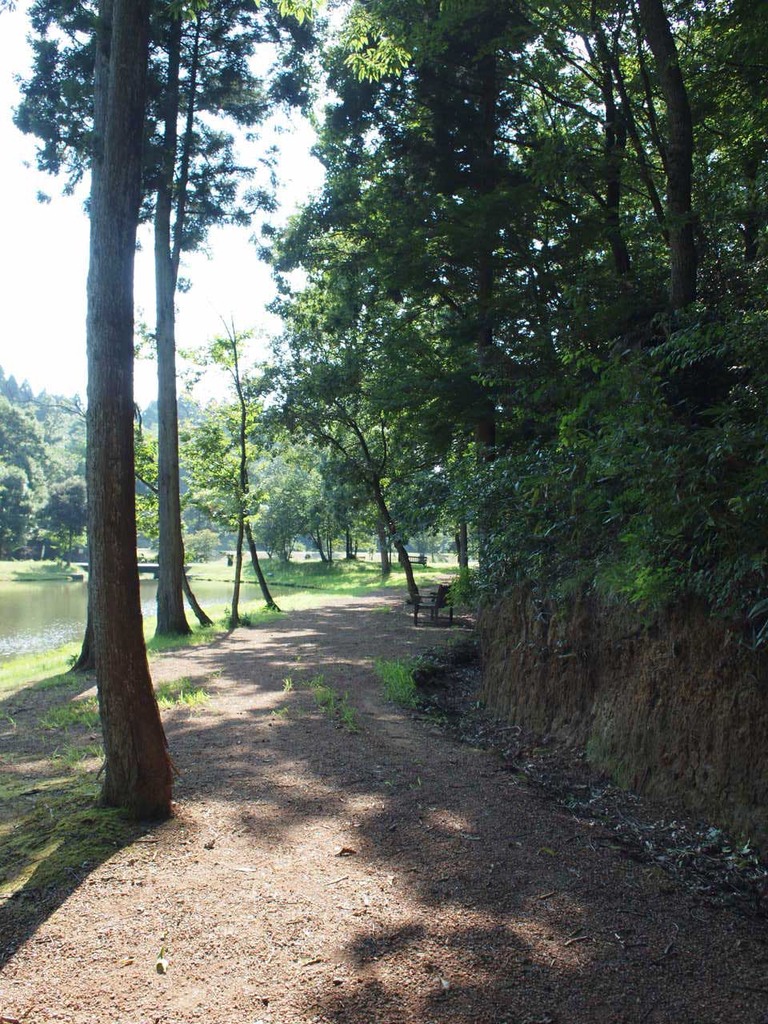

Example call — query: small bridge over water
[72,562,162,578]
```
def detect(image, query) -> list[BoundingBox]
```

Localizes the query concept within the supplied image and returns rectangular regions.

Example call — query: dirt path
[1,591,767,1023]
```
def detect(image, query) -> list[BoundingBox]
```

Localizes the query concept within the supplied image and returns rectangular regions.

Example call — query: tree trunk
[182,568,213,626]
[456,522,469,569]
[87,0,172,819]
[70,599,95,672]
[345,527,355,560]
[742,156,762,263]
[371,478,418,602]
[474,51,498,455]
[377,518,391,575]
[230,516,244,626]
[608,43,667,233]
[593,26,632,279]
[155,17,190,638]
[638,0,697,308]
[244,519,279,610]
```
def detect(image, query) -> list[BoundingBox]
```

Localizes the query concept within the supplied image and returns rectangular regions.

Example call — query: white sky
[0,2,324,408]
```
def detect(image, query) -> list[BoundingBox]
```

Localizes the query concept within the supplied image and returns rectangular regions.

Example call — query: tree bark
[244,519,280,610]
[182,568,213,626]
[474,51,498,455]
[593,26,632,279]
[155,16,191,637]
[371,477,418,602]
[377,518,391,575]
[456,522,469,569]
[87,0,172,818]
[230,516,244,626]
[345,527,355,560]
[638,0,697,308]
[312,531,328,562]
[70,598,95,672]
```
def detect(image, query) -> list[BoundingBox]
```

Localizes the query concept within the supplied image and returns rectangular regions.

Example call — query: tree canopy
[267,0,767,631]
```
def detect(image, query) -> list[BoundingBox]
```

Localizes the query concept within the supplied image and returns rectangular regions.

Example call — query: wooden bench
[411,583,453,626]
[408,553,428,565]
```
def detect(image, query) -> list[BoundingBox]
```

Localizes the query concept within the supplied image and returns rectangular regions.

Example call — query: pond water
[0,578,263,661]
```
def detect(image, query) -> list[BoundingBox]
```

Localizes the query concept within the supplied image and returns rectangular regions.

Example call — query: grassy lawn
[192,554,456,598]
[0,559,83,582]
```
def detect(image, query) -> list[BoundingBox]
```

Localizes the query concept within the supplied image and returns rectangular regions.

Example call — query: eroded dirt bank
[479,589,768,847]
[2,592,767,1023]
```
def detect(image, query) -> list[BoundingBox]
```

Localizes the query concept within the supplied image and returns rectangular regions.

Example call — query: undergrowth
[307,674,358,731]
[374,658,419,708]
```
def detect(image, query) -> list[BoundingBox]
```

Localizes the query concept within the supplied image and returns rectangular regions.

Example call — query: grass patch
[0,559,82,582]
[190,556,457,603]
[51,742,104,769]
[227,605,285,628]
[0,646,81,698]
[39,695,100,731]
[145,622,223,655]
[375,658,419,708]
[307,674,359,732]
[155,677,210,710]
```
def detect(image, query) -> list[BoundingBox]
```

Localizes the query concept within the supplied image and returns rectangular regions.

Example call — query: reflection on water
[0,578,253,660]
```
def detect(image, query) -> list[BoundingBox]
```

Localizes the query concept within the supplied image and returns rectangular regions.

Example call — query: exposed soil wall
[478,588,768,847]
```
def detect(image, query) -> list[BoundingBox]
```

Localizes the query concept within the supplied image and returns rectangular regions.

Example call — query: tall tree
[86,0,172,817]
[147,3,306,635]
[183,331,279,620]
[211,326,279,615]
[15,0,314,636]
[637,0,697,308]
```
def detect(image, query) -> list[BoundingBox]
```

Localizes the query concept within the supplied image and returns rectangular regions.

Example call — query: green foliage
[341,5,411,81]
[0,464,38,557]
[447,568,479,610]
[42,477,87,556]
[181,408,244,532]
[264,0,768,644]
[184,528,221,562]
[0,394,48,556]
[0,373,86,556]
[478,311,768,625]
[255,453,313,560]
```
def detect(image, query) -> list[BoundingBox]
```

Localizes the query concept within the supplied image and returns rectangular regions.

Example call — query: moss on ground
[0,764,131,901]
